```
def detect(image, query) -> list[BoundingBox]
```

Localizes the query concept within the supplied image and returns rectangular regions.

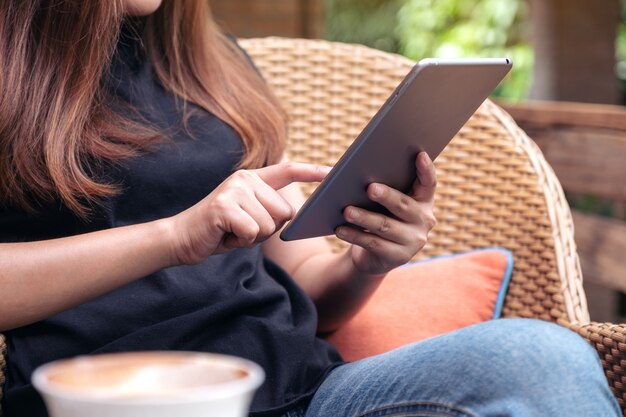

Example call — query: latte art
[33,351,265,417]
[35,352,259,404]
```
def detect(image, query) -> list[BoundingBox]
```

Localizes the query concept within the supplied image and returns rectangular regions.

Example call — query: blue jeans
[281,319,620,417]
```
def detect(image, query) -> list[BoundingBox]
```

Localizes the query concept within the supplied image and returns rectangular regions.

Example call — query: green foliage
[566,194,617,218]
[324,0,533,101]
[617,0,626,103]
[323,0,403,52]
[396,0,532,100]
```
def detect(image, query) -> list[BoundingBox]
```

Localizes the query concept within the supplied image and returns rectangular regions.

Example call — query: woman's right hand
[0,161,329,330]
[0,162,331,328]
[169,162,330,265]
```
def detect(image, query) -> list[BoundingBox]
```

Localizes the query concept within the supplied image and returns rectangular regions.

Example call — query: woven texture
[238,37,586,324]
[565,321,626,414]
[237,37,626,411]
[238,36,626,413]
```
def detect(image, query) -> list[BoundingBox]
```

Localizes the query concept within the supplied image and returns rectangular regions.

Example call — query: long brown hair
[0,0,287,217]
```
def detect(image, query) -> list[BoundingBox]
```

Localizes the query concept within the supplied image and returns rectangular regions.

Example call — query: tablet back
[281,58,512,241]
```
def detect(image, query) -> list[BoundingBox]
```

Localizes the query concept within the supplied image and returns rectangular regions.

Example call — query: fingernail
[336,227,347,237]
[371,184,383,198]
[345,207,359,220]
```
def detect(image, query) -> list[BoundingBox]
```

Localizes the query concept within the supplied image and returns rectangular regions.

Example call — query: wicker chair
[236,37,626,413]
[1,37,625,414]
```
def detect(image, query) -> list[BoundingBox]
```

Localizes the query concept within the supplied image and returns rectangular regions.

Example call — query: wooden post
[528,0,621,104]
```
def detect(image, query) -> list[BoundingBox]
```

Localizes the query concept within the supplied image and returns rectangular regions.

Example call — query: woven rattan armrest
[563,320,626,412]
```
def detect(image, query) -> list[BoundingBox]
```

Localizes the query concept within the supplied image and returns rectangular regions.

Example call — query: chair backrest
[238,37,589,325]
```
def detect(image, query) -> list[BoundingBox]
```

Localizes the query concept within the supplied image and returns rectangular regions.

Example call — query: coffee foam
[43,352,249,400]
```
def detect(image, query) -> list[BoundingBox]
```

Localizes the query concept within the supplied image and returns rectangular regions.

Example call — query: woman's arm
[263,152,437,333]
[0,162,329,331]
[0,220,176,331]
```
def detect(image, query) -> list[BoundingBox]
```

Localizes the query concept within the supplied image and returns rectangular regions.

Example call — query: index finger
[253,162,332,190]
[411,152,437,202]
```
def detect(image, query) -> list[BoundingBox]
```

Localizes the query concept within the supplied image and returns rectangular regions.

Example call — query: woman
[0,1,619,416]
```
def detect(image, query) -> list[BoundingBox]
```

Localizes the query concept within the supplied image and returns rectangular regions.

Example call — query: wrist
[153,217,181,268]
[343,248,387,282]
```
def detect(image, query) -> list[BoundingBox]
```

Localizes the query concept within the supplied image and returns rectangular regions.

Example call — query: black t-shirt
[2,22,343,417]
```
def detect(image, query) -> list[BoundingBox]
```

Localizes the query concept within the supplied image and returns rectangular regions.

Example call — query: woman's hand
[336,152,437,276]
[169,162,330,265]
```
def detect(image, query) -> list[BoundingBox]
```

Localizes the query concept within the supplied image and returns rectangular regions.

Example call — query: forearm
[0,162,333,331]
[0,218,176,331]
[292,249,386,333]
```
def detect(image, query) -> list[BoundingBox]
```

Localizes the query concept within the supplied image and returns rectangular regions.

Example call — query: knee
[484,318,597,362]
[374,319,618,415]
[463,318,603,385]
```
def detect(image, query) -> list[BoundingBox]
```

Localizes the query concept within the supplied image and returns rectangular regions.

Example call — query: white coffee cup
[32,351,265,417]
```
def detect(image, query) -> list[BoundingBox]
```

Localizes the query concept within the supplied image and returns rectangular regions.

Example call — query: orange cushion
[326,248,513,361]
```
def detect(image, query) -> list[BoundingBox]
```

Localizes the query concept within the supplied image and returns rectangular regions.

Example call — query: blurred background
[212,0,626,323]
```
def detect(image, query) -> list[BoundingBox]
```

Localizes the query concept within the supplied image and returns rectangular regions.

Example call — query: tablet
[280,58,512,241]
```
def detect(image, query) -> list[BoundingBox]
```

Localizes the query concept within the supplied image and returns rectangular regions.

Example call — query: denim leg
[305,318,620,417]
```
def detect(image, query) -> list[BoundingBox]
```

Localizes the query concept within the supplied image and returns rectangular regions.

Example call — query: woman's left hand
[335,151,437,276]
